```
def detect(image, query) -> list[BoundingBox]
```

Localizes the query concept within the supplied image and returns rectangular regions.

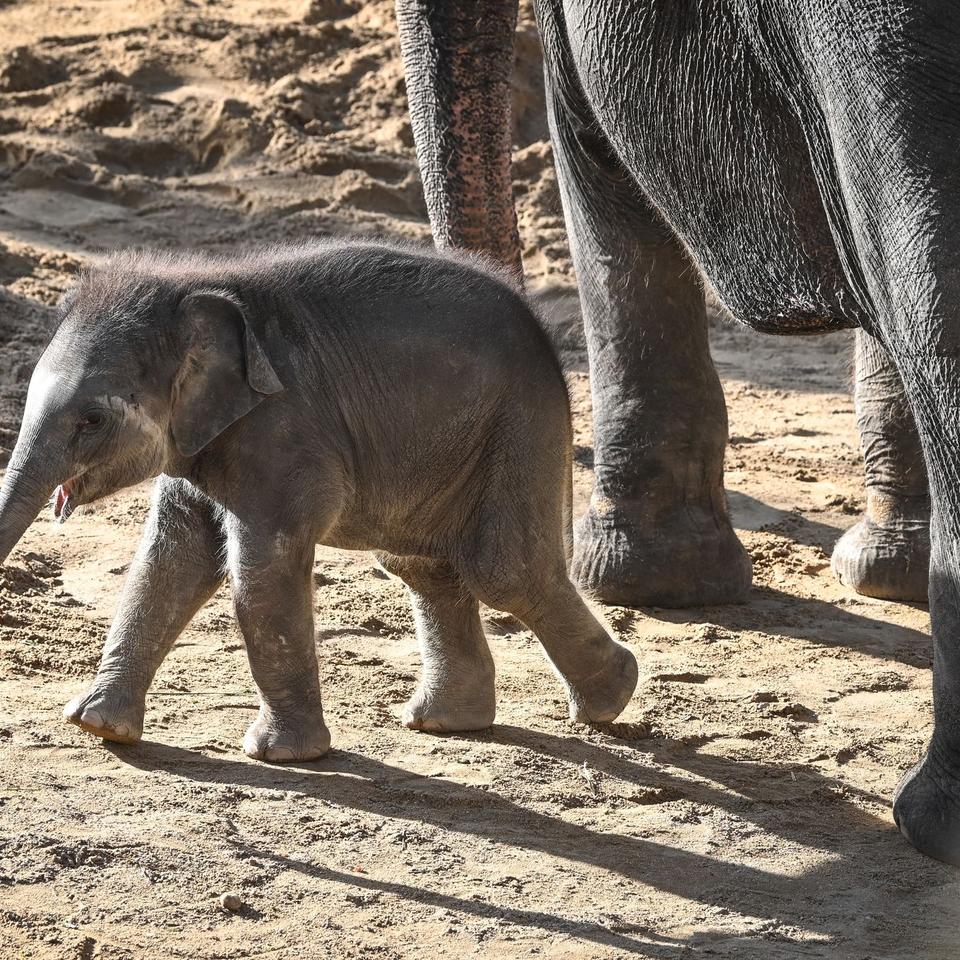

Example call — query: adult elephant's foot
[572,498,752,608]
[831,494,930,602]
[402,666,496,732]
[64,681,145,745]
[893,745,960,866]
[243,705,331,762]
[565,639,638,724]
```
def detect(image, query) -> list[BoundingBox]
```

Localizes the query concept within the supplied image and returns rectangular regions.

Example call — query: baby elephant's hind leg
[378,555,496,732]
[527,578,638,723]
[467,559,637,724]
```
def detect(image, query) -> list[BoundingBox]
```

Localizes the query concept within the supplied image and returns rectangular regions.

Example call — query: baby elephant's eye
[77,412,103,432]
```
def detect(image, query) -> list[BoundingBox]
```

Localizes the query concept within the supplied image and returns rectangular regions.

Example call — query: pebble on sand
[219,893,244,912]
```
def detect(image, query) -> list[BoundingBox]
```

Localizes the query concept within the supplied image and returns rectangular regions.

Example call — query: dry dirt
[0,2,957,958]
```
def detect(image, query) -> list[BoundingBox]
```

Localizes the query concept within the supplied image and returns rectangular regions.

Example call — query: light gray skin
[831,330,930,602]
[0,241,638,761]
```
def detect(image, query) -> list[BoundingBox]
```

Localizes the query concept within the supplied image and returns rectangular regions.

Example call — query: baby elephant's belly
[318,396,571,564]
[320,471,488,559]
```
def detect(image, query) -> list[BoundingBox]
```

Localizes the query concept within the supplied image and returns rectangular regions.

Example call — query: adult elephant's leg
[395,0,521,276]
[885,343,960,865]
[776,2,960,863]
[832,330,930,601]
[541,19,751,607]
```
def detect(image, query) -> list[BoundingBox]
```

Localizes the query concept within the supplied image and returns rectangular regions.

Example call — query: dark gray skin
[397,0,931,608]
[0,242,638,760]
[832,330,931,601]
[396,0,960,864]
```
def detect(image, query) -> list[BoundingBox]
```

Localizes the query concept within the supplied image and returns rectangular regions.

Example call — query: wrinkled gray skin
[397,0,932,607]
[0,242,638,761]
[396,0,960,864]
[832,330,930,601]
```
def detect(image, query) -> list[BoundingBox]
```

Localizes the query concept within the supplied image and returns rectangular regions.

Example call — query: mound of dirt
[0,554,104,678]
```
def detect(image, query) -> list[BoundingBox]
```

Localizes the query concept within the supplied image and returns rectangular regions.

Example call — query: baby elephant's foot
[64,682,145,745]
[403,667,496,732]
[565,640,638,724]
[243,706,331,763]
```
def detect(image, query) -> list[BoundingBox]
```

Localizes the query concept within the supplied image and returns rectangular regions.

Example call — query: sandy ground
[0,2,958,958]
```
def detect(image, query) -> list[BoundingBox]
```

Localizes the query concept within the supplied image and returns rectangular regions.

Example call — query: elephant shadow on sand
[114,726,953,958]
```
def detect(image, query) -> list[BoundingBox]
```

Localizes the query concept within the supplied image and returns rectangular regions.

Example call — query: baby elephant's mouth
[53,476,82,523]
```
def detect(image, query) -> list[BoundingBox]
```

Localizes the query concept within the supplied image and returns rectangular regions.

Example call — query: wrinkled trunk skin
[0,367,72,567]
[0,447,60,566]
[832,330,931,601]
[395,0,522,278]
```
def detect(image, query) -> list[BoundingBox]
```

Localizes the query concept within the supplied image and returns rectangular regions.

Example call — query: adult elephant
[395,1,959,863]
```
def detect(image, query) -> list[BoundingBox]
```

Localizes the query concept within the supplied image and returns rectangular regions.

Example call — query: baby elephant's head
[0,263,283,565]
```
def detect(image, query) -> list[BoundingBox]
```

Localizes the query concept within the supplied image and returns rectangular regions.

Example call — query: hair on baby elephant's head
[0,260,284,565]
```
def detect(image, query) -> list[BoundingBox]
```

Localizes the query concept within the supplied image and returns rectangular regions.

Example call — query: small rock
[692,623,723,643]
[300,0,358,22]
[767,701,818,723]
[652,671,710,684]
[835,745,858,764]
[219,893,244,912]
[578,761,602,798]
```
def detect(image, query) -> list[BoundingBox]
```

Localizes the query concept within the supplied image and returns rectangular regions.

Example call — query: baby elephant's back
[302,246,572,523]
[315,245,570,438]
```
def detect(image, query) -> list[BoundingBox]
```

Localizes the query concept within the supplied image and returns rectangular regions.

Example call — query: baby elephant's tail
[563,452,574,569]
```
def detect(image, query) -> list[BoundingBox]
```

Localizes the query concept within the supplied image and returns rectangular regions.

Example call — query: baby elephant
[0,241,638,760]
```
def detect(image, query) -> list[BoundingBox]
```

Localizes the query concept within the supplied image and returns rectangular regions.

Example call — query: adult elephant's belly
[564,0,865,334]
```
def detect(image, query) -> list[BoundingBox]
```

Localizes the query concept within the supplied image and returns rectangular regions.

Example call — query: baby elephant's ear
[171,291,284,457]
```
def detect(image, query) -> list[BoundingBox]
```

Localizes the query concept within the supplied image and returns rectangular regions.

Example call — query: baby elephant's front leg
[229,526,329,762]
[65,477,226,744]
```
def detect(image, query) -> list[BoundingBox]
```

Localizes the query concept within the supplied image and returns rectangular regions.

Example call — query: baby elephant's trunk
[0,447,61,566]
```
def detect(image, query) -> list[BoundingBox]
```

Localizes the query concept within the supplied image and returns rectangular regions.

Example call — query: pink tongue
[54,485,68,518]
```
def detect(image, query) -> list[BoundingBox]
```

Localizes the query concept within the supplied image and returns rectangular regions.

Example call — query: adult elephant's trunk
[0,446,61,566]
[395,0,522,279]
